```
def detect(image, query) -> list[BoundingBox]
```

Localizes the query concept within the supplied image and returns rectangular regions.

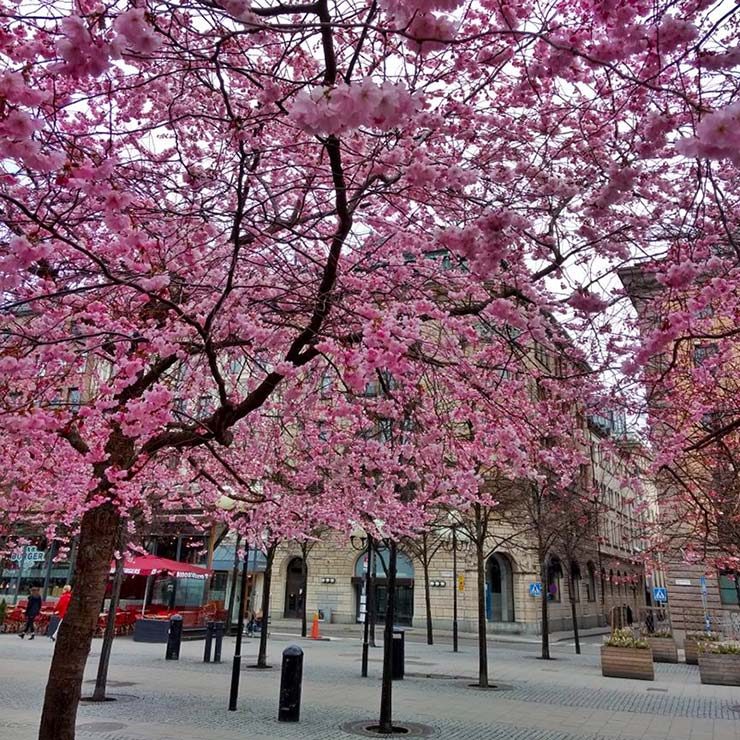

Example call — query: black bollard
[391,628,405,680]
[204,621,214,662]
[278,645,304,722]
[165,615,183,661]
[213,621,224,663]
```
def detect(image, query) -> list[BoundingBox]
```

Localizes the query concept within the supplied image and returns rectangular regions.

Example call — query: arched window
[570,562,581,603]
[586,562,597,602]
[486,553,516,622]
[284,557,305,619]
[547,556,563,602]
[609,569,614,596]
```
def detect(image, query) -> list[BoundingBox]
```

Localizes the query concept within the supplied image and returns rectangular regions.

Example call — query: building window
[570,562,581,603]
[547,557,562,602]
[693,344,718,367]
[534,342,550,370]
[67,387,81,411]
[173,398,187,419]
[586,562,597,602]
[719,572,739,606]
[196,395,213,418]
[319,371,333,398]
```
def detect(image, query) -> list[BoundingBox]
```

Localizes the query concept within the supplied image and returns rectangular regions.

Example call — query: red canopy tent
[110,555,212,580]
[109,556,213,617]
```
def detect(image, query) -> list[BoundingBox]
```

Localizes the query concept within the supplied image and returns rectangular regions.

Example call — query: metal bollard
[391,628,405,680]
[278,645,304,722]
[165,615,183,661]
[204,621,215,662]
[213,621,224,663]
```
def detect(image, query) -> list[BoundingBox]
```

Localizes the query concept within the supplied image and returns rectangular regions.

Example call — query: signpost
[529,582,543,597]
[653,586,668,603]
[700,576,711,632]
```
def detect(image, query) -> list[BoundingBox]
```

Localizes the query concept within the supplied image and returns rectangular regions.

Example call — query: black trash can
[391,628,405,680]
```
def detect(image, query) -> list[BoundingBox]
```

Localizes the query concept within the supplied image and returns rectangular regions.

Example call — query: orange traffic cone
[311,613,320,640]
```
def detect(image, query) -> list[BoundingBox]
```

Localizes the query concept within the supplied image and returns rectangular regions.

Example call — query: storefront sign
[10,546,45,563]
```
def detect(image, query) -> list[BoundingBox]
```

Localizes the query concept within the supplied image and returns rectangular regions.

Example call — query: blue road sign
[653,586,668,603]
[529,582,543,597]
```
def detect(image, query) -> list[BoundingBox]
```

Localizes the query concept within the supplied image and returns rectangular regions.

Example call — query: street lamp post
[228,543,250,711]
[351,532,373,677]
[443,523,468,653]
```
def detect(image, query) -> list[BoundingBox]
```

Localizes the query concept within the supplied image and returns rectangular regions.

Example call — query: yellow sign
[457,574,465,592]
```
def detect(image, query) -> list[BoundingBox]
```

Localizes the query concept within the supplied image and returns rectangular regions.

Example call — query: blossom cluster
[289,79,420,135]
[53,10,161,78]
[380,0,462,52]
[676,103,740,167]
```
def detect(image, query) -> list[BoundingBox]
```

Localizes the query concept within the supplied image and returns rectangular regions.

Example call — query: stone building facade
[261,526,644,635]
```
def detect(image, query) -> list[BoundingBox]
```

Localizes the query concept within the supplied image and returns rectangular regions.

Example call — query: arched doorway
[486,553,515,622]
[353,547,415,626]
[283,557,305,619]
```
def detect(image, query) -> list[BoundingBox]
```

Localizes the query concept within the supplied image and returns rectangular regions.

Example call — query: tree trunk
[91,555,125,701]
[300,545,308,639]
[378,540,397,734]
[476,538,489,688]
[568,578,581,655]
[256,546,275,668]
[423,556,433,646]
[540,559,551,660]
[39,503,120,740]
[225,534,241,635]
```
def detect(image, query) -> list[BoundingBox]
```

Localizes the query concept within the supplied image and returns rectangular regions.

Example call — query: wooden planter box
[685,636,702,665]
[647,636,678,663]
[698,653,740,686]
[601,645,654,680]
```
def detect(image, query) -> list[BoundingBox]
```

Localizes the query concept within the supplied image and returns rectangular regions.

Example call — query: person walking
[18,586,42,640]
[50,585,72,642]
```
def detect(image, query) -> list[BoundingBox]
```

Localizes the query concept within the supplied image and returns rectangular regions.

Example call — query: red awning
[110,555,212,580]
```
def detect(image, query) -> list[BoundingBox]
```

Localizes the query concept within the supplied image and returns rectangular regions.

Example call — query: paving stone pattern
[3,632,740,740]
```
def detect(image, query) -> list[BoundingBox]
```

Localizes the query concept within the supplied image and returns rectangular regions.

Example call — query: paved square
[2,630,739,739]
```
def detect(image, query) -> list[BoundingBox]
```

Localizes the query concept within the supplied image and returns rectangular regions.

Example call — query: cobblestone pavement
[2,631,740,740]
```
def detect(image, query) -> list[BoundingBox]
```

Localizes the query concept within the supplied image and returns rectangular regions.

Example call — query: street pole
[368,536,377,648]
[361,538,372,677]
[12,546,27,605]
[42,542,55,600]
[229,544,250,711]
[452,527,459,653]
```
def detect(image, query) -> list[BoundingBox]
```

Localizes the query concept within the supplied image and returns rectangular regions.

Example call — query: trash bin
[391,628,405,680]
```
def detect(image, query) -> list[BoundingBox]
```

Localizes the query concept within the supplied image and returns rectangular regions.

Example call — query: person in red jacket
[50,585,72,642]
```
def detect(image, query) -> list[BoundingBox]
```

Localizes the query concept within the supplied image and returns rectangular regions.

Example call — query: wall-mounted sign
[10,546,45,564]
[675,578,692,586]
